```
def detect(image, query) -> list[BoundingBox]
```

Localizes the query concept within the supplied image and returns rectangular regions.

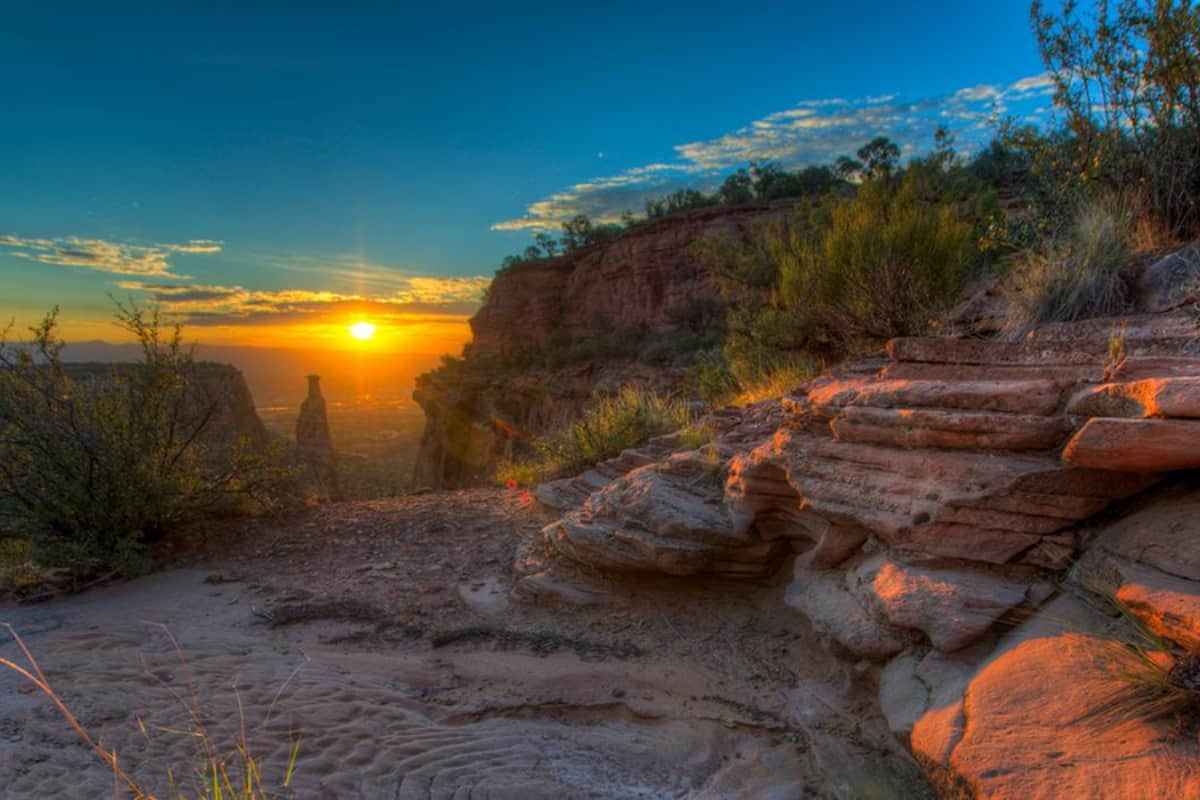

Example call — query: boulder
[920,633,1200,799]
[880,644,991,738]
[784,565,904,660]
[851,556,1031,652]
[1084,484,1200,582]
[1115,561,1200,651]
[1063,417,1200,472]
[543,454,787,576]
[1136,242,1200,313]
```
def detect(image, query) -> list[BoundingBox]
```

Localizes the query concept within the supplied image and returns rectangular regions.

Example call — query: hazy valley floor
[0,490,929,799]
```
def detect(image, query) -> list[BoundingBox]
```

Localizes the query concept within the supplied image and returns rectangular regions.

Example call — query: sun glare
[349,321,376,341]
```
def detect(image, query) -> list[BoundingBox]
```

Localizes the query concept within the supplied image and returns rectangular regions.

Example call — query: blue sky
[0,4,1057,349]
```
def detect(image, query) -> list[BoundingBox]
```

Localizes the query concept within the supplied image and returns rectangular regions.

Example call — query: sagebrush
[0,305,296,575]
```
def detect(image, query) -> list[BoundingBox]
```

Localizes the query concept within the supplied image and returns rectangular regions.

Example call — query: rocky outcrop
[901,489,1200,798]
[514,297,1200,796]
[413,203,795,488]
[296,374,341,500]
[466,202,795,360]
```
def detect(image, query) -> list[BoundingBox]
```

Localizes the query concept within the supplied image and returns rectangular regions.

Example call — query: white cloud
[1,234,221,276]
[115,274,491,326]
[493,72,1057,233]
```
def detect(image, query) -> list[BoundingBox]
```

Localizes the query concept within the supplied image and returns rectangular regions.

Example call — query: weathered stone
[1115,355,1200,381]
[1018,536,1076,570]
[881,644,992,738]
[881,361,1101,384]
[888,336,1110,367]
[878,652,927,735]
[811,378,1066,416]
[1078,547,1200,652]
[894,524,1041,565]
[925,633,1200,799]
[1086,485,1200,582]
[785,566,904,660]
[831,406,1073,451]
[728,430,1132,565]
[534,469,609,511]
[1136,242,1200,313]
[543,454,786,576]
[1063,417,1200,472]
[1068,375,1200,420]
[1115,561,1200,651]
[851,556,1030,652]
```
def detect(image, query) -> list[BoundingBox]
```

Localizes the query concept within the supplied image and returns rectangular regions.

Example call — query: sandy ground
[0,490,931,799]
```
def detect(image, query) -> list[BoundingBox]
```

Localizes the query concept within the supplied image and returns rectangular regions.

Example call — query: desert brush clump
[693,151,981,376]
[496,387,690,485]
[1003,192,1140,333]
[0,623,303,799]
[0,304,297,577]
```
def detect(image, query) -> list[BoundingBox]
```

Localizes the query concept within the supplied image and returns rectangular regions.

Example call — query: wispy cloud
[493,72,1057,233]
[115,275,491,327]
[0,234,222,276]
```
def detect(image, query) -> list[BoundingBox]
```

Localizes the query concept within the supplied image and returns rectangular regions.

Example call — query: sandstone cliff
[413,201,795,488]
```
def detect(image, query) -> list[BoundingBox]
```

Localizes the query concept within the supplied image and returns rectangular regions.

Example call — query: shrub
[499,387,691,483]
[1032,0,1200,238]
[0,305,295,576]
[697,164,979,361]
[788,175,977,344]
[1004,192,1137,332]
[645,189,717,219]
[494,458,546,488]
[728,358,818,406]
[677,423,716,451]
[687,350,742,406]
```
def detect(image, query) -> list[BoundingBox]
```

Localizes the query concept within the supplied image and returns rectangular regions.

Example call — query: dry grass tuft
[728,361,816,406]
[1004,192,1137,334]
[495,387,690,486]
[1081,586,1200,735]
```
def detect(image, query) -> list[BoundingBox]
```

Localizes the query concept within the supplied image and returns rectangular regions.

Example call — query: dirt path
[0,490,931,798]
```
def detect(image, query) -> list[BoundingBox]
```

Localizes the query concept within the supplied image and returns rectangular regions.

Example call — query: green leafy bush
[696,163,979,366]
[1031,0,1200,238]
[0,305,296,576]
[789,175,977,343]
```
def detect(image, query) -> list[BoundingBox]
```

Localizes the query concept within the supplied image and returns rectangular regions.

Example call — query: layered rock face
[515,249,1200,796]
[413,202,794,488]
[466,202,794,360]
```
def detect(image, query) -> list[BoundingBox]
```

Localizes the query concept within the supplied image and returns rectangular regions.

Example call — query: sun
[348,321,376,341]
